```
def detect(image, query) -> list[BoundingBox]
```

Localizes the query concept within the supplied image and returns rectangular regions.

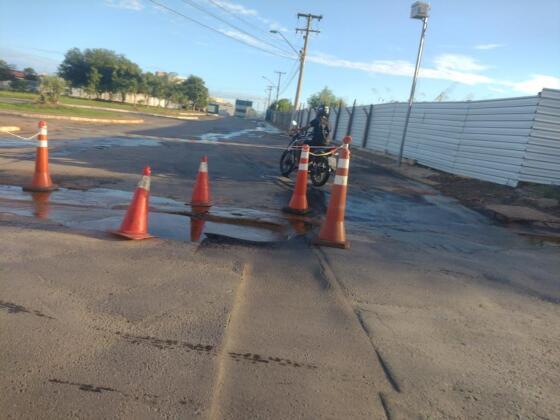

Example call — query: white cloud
[474,43,505,50]
[307,52,559,95]
[210,0,288,32]
[0,47,60,73]
[218,28,296,58]
[488,86,507,94]
[105,0,144,11]
[211,0,257,16]
[307,53,493,85]
[433,54,488,72]
[503,74,560,94]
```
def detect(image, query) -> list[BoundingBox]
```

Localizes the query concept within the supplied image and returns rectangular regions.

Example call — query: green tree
[58,48,88,87]
[307,87,345,109]
[0,60,15,81]
[180,75,209,110]
[39,76,66,104]
[84,67,101,98]
[23,67,38,81]
[269,98,293,112]
[10,79,29,92]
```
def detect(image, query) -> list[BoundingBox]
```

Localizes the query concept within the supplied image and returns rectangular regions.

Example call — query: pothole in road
[0,185,312,244]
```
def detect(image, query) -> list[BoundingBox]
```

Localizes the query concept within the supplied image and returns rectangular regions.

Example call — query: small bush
[39,76,66,104]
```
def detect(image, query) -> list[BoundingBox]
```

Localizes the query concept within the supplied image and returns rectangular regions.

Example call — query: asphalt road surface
[1,116,559,419]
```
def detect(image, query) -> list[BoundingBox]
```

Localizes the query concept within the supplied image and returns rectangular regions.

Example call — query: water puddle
[199,123,281,141]
[72,137,163,148]
[0,138,35,148]
[0,185,304,244]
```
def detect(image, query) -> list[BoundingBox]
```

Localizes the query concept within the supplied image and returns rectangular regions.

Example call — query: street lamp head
[270,30,278,34]
[410,1,430,19]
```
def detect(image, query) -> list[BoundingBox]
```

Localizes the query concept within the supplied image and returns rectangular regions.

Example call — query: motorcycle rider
[305,105,331,147]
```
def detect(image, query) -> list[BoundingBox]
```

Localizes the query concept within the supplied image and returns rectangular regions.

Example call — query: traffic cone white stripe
[39,126,47,136]
[137,175,151,191]
[334,175,348,186]
[38,140,48,148]
[199,162,208,173]
[338,158,349,169]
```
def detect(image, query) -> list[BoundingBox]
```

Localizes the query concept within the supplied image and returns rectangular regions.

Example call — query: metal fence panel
[519,89,560,185]
[267,89,560,186]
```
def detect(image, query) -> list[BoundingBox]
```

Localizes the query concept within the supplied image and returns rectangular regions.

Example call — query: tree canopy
[57,47,209,108]
[269,98,293,112]
[0,60,15,81]
[307,87,345,109]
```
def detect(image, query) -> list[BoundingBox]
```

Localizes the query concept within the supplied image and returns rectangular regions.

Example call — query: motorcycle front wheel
[280,149,298,177]
[309,156,331,187]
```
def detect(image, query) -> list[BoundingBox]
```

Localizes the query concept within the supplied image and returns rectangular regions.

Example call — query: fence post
[333,100,343,142]
[346,99,357,136]
[362,104,374,148]
[306,108,312,126]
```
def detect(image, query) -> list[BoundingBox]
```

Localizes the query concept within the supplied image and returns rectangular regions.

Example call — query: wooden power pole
[294,13,322,110]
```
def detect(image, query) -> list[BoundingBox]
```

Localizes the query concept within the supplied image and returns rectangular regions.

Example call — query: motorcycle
[279,124,338,187]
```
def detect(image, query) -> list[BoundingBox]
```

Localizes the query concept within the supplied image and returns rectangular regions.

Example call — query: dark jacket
[309,115,331,146]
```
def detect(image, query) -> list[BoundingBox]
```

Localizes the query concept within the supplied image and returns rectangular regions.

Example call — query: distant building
[9,70,25,79]
[234,99,253,118]
[210,97,234,116]
[207,103,220,114]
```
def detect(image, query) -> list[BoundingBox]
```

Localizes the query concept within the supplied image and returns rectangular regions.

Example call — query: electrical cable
[179,0,294,57]
[207,0,287,45]
[148,0,294,59]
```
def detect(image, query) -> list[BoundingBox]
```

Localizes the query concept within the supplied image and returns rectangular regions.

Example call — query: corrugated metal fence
[268,88,560,187]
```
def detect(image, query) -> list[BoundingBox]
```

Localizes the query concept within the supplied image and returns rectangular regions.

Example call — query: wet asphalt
[1,116,559,419]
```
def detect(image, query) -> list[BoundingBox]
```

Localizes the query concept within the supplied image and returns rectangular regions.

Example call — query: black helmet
[317,105,329,116]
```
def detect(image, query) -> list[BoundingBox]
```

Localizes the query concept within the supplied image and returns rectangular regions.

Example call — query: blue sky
[1,0,559,110]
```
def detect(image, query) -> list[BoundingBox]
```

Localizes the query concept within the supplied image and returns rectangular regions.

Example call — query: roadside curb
[62,103,215,121]
[0,110,144,124]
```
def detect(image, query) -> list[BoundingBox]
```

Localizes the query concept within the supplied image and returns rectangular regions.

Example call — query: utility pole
[265,85,274,111]
[294,13,322,110]
[274,70,286,103]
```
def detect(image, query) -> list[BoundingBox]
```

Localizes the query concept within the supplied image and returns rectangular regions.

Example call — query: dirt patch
[428,172,560,218]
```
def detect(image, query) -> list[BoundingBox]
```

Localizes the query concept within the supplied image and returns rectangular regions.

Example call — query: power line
[179,0,294,57]
[278,61,299,96]
[148,0,294,59]
[206,0,286,46]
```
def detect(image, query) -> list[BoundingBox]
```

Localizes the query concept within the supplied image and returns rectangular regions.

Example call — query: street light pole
[397,2,430,166]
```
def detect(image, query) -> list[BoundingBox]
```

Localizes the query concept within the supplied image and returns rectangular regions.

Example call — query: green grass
[0,101,135,119]
[0,90,202,117]
[0,90,38,100]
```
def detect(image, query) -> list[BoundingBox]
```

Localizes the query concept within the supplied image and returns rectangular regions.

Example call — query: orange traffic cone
[190,156,212,207]
[112,166,154,240]
[31,192,51,219]
[190,205,207,241]
[23,121,58,192]
[283,145,310,215]
[190,215,206,242]
[314,137,352,249]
